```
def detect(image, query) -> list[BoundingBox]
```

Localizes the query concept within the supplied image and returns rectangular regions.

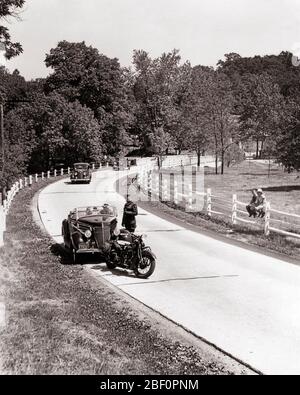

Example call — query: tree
[0,66,31,110]
[224,143,245,168]
[275,101,300,170]
[184,66,214,168]
[237,73,286,158]
[5,92,104,173]
[189,69,238,174]
[0,0,25,59]
[148,127,173,168]
[132,50,186,155]
[44,41,134,156]
[218,51,300,104]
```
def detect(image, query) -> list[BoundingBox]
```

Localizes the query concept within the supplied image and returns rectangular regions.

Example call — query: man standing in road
[122,195,138,232]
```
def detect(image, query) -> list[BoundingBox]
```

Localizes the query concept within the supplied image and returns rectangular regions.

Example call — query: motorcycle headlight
[114,229,120,237]
[85,230,92,239]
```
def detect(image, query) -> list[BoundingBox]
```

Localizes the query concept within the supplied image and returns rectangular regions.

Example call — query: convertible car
[62,205,118,263]
[70,163,92,184]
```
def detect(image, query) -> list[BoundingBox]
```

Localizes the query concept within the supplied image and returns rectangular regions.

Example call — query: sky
[2,0,300,80]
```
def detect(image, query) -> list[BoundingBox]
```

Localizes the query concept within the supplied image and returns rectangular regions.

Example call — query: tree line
[1,2,300,189]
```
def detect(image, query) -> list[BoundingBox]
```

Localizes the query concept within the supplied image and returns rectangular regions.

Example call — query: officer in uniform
[122,195,138,233]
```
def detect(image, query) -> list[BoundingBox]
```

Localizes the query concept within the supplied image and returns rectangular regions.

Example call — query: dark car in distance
[70,163,92,184]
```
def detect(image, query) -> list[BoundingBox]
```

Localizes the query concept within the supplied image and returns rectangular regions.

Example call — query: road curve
[38,169,300,375]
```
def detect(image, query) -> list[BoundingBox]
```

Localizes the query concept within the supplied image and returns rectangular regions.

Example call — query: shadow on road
[50,244,142,279]
[50,243,106,265]
[51,243,73,264]
[90,264,136,278]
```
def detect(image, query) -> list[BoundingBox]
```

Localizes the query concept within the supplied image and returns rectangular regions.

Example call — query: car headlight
[85,230,92,239]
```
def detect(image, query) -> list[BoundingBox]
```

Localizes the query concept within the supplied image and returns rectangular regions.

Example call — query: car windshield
[73,206,117,218]
[74,163,89,170]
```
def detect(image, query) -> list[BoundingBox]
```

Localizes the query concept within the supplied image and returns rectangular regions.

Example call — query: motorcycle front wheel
[134,250,156,279]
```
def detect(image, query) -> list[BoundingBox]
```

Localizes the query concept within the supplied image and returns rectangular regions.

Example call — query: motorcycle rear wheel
[134,251,156,279]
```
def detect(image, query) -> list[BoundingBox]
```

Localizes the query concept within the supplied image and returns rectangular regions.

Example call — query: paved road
[38,170,300,375]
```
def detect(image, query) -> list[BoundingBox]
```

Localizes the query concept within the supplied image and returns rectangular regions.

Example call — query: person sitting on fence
[246,188,266,218]
[255,189,266,218]
[246,189,258,218]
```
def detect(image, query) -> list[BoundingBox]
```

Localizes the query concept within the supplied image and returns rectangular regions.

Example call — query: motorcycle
[107,229,156,279]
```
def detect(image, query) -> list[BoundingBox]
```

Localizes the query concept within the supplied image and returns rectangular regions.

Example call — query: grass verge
[0,177,248,375]
[124,165,300,262]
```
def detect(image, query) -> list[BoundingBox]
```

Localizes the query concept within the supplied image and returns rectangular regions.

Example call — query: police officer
[122,195,138,233]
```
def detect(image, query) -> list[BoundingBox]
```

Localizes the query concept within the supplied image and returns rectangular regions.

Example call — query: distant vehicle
[62,205,156,278]
[70,163,92,184]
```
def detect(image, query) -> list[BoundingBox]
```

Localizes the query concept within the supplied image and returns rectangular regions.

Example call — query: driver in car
[100,203,113,215]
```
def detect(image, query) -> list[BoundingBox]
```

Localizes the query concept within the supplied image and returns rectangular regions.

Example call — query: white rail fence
[1,159,300,249]
[0,162,108,248]
[136,166,300,242]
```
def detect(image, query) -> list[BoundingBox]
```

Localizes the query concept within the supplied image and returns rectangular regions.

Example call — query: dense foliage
[1,32,300,187]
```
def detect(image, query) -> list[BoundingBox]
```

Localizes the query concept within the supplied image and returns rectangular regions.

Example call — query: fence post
[162,178,168,202]
[54,169,57,177]
[61,168,64,176]
[264,202,271,236]
[0,205,5,246]
[187,183,193,211]
[19,179,23,190]
[155,173,159,201]
[206,188,212,217]
[148,171,152,200]
[24,177,28,188]
[41,172,44,180]
[137,172,141,188]
[174,180,178,205]
[35,174,38,183]
[29,175,33,186]
[47,171,50,179]
[232,194,237,225]
[142,169,147,192]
